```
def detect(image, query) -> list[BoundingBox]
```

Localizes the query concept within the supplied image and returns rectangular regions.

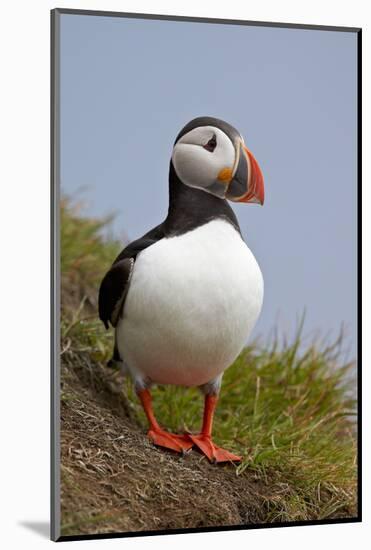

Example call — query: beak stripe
[225,143,249,200]
[225,141,265,205]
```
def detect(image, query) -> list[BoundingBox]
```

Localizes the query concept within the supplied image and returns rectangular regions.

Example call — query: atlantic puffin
[98,116,264,463]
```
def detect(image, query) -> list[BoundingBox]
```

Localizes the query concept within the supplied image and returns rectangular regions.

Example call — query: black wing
[98,257,134,329]
[98,223,165,329]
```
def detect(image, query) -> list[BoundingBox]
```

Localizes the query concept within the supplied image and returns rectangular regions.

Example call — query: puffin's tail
[106,332,128,376]
[106,357,128,376]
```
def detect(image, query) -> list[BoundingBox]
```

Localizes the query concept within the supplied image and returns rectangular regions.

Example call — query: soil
[60,355,276,537]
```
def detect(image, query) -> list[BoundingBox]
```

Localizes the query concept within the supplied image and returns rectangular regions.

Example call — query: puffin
[98,116,264,463]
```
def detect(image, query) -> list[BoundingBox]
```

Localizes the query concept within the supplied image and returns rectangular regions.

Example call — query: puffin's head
[171,116,264,205]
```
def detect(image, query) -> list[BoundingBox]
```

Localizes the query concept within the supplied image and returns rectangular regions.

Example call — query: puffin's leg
[188,377,242,463]
[137,388,193,453]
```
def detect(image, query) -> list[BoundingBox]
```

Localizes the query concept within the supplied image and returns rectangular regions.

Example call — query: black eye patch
[203,134,217,152]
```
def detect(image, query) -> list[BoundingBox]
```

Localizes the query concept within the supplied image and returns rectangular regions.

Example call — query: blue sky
[60,14,357,359]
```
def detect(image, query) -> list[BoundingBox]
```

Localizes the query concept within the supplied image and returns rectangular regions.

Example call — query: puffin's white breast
[116,219,263,387]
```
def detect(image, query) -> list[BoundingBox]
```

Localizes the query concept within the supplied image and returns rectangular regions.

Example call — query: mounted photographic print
[51,8,361,542]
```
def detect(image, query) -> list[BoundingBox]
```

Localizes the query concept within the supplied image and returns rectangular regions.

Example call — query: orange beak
[239,146,265,205]
[226,141,265,205]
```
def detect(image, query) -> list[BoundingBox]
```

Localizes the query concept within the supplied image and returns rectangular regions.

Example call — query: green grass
[61,198,357,523]
[131,334,356,521]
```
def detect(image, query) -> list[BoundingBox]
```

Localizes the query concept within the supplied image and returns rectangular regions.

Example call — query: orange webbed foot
[188,433,242,463]
[147,428,193,454]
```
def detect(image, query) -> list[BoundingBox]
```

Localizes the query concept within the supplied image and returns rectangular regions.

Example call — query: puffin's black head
[171,116,264,205]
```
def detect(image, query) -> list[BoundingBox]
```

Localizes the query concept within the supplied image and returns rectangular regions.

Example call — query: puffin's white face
[172,126,237,198]
[171,118,265,204]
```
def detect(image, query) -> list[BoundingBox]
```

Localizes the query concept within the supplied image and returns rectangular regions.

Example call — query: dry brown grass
[60,353,276,536]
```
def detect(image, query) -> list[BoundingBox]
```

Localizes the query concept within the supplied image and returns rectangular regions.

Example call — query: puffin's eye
[203,134,217,152]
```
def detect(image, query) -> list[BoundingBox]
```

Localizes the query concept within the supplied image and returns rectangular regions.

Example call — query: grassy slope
[60,199,358,536]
